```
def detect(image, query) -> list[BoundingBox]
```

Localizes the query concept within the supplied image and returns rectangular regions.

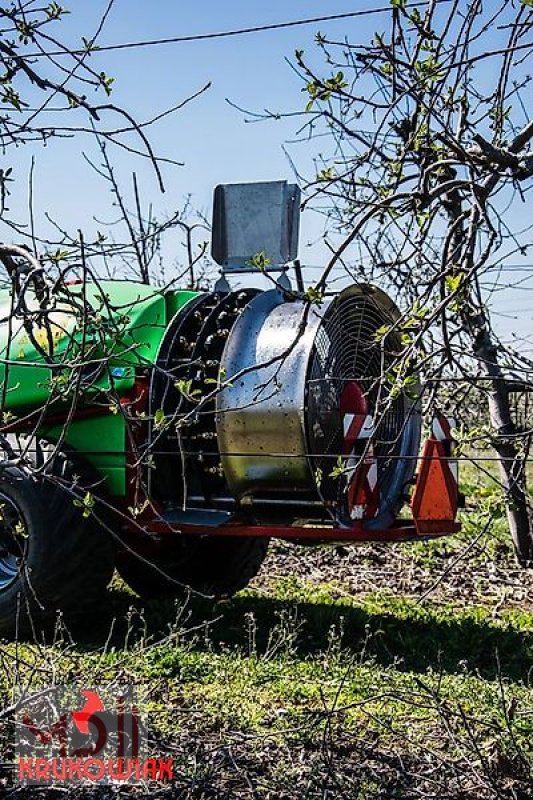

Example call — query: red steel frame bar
[143,518,460,542]
[118,383,461,545]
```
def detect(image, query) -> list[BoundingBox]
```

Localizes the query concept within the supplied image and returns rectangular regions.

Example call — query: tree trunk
[476,333,533,566]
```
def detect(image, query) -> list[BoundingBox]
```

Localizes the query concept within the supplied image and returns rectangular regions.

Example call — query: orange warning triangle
[411,440,457,531]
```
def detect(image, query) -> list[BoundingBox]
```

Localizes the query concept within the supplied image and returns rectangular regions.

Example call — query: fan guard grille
[307,289,407,524]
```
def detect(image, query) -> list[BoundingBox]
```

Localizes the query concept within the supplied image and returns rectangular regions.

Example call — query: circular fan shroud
[306,285,419,528]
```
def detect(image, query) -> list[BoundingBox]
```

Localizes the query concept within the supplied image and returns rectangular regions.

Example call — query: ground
[0,468,532,798]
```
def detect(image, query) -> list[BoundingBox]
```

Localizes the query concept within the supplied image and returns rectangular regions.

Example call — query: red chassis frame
[1,372,460,545]
[118,379,461,545]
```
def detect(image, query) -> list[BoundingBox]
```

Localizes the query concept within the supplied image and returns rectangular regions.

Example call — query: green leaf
[245,251,272,271]
[50,248,70,264]
[127,499,149,518]
[1,87,24,111]
[82,36,96,53]
[329,455,346,479]
[154,408,167,430]
[46,2,69,19]
[304,286,324,306]
[373,324,391,342]
[416,212,430,229]
[411,301,430,319]
[175,378,192,396]
[175,379,202,399]
[317,167,335,182]
[15,19,36,43]
[98,72,115,96]
[445,273,464,294]
[73,491,95,519]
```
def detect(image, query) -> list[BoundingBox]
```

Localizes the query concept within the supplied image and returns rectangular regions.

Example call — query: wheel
[0,439,114,637]
[116,535,269,599]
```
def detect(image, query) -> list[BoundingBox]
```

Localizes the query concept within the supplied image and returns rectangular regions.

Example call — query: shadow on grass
[75,582,533,684]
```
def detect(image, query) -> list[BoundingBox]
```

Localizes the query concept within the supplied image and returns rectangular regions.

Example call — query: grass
[0,466,532,797]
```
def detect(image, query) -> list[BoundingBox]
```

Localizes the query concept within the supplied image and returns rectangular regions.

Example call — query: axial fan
[306,285,421,527]
[214,284,421,527]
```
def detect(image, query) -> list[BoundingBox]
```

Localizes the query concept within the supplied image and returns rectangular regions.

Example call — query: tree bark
[475,330,533,565]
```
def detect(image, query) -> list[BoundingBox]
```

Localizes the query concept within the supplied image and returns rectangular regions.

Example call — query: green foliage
[316,166,335,182]
[416,211,430,229]
[304,285,324,305]
[0,1,122,155]
[49,248,70,264]
[305,71,348,111]
[1,86,25,111]
[329,454,346,479]
[246,251,272,271]
[489,103,512,130]
[153,408,168,430]
[81,36,96,53]
[411,121,429,152]
[127,498,149,518]
[385,361,419,399]
[386,159,403,178]
[445,272,464,293]
[175,378,201,399]
[98,71,115,96]
[415,54,444,84]
[445,271,466,311]
[373,323,391,342]
[73,490,95,518]
[411,300,430,319]
[45,3,69,20]
[15,18,37,43]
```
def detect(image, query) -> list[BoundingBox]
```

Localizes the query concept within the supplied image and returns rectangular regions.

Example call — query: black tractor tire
[0,440,114,637]
[116,535,269,599]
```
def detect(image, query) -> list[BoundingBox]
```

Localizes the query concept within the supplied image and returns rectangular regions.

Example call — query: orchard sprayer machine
[0,181,459,634]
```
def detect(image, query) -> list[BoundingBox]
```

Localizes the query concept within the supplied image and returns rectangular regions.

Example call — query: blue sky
[9,0,362,263]
[4,1,533,341]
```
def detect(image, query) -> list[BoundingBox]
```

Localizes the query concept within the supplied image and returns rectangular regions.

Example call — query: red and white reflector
[340,381,379,520]
[346,453,379,520]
